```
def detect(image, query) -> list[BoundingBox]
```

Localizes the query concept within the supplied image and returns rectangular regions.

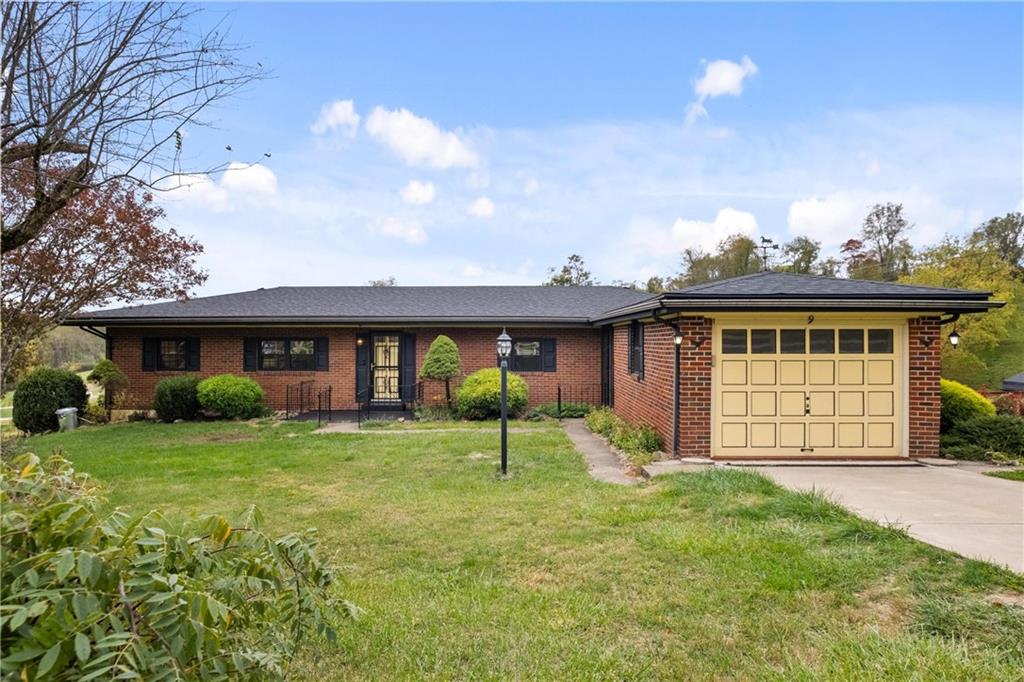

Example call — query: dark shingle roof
[665,271,992,300]
[71,286,654,325]
[1003,371,1024,392]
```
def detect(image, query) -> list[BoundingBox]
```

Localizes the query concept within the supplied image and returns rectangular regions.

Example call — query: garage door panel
[780,361,805,385]
[808,423,835,448]
[750,423,776,447]
[838,391,864,416]
[838,360,864,385]
[722,360,747,385]
[779,391,805,416]
[722,392,747,416]
[808,360,835,385]
[808,391,834,416]
[838,423,864,448]
[868,423,894,448]
[721,423,747,448]
[750,360,776,385]
[779,423,805,448]
[868,360,893,385]
[750,392,776,416]
[868,391,894,417]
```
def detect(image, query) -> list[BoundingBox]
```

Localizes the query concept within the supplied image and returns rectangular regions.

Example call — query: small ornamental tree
[419,335,462,408]
[86,359,128,415]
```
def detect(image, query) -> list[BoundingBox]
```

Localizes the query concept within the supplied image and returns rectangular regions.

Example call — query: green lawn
[14,421,1024,680]
[986,469,1024,482]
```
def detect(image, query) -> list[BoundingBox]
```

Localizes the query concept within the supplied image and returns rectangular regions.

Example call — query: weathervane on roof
[757,236,779,271]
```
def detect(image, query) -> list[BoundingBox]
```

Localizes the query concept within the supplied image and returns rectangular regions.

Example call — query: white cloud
[365,106,478,169]
[460,263,484,277]
[787,188,966,249]
[370,216,427,245]
[523,177,540,195]
[467,196,495,218]
[685,56,758,125]
[159,163,277,212]
[672,208,759,251]
[220,162,278,195]
[310,99,360,137]
[865,159,881,177]
[399,180,436,205]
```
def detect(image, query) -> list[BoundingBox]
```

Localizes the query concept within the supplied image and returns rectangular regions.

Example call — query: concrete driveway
[753,465,1024,573]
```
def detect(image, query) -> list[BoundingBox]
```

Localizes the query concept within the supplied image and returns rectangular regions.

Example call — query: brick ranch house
[67,272,1002,460]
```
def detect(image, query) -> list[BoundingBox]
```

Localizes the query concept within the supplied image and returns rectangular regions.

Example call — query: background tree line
[543,205,1024,390]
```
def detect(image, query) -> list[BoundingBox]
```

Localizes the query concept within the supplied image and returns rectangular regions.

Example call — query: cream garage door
[714,324,903,458]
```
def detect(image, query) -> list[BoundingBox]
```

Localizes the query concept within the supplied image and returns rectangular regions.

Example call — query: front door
[371,334,401,403]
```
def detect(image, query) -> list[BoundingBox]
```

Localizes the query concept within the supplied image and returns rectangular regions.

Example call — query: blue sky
[162,2,1023,294]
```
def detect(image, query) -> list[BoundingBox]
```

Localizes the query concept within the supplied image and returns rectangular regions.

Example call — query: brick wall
[109,326,602,411]
[908,316,942,457]
[609,316,712,458]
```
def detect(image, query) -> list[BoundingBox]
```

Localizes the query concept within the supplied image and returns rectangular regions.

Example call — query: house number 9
[807,315,815,325]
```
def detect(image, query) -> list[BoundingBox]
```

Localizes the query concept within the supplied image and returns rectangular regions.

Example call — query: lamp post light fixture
[673,333,684,346]
[948,329,961,348]
[497,329,512,476]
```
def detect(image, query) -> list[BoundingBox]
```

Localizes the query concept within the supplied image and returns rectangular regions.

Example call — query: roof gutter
[62,315,596,328]
[591,297,1004,324]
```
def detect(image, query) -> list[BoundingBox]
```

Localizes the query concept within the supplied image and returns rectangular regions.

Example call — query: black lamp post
[497,329,512,475]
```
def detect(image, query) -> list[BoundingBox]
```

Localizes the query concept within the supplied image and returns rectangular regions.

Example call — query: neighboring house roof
[1003,371,1024,392]
[66,272,1003,328]
[68,285,655,326]
[592,271,1003,322]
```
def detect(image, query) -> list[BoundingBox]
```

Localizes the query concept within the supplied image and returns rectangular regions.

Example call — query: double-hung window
[257,338,317,371]
[143,337,199,371]
[501,338,556,372]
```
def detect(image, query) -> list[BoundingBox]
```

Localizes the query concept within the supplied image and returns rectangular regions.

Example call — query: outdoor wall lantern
[356,337,364,346]
[948,329,961,348]
[497,329,512,476]
[673,333,684,346]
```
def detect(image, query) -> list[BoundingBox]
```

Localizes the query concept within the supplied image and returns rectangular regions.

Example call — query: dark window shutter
[186,338,201,371]
[142,338,158,371]
[541,339,556,372]
[399,333,417,401]
[315,337,329,371]
[355,335,369,401]
[243,338,258,371]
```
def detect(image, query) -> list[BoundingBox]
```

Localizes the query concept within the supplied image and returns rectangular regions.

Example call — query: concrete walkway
[560,419,635,485]
[755,465,1024,573]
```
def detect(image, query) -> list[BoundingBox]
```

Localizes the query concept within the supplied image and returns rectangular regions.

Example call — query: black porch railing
[317,385,333,426]
[285,380,316,418]
[357,381,424,425]
[555,383,609,419]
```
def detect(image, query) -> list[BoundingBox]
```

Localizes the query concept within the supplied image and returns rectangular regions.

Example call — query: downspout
[652,310,681,456]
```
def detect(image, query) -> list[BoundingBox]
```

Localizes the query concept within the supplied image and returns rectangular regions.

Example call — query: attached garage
[595,272,1005,461]
[713,318,905,458]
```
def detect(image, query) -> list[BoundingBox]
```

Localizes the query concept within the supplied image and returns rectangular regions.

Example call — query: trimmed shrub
[455,368,528,420]
[948,414,1024,457]
[419,335,462,407]
[939,439,990,461]
[197,374,265,420]
[154,375,201,422]
[12,367,87,434]
[940,379,995,433]
[529,401,594,419]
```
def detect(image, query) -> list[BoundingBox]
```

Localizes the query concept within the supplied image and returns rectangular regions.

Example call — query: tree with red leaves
[2,168,206,391]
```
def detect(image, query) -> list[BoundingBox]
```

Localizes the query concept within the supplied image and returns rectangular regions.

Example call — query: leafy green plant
[940,379,995,433]
[153,376,201,422]
[529,402,593,419]
[197,374,265,420]
[946,414,1024,457]
[82,400,110,425]
[455,368,528,420]
[0,452,351,680]
[12,367,88,434]
[584,407,663,465]
[939,442,990,461]
[414,405,454,422]
[419,335,462,408]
